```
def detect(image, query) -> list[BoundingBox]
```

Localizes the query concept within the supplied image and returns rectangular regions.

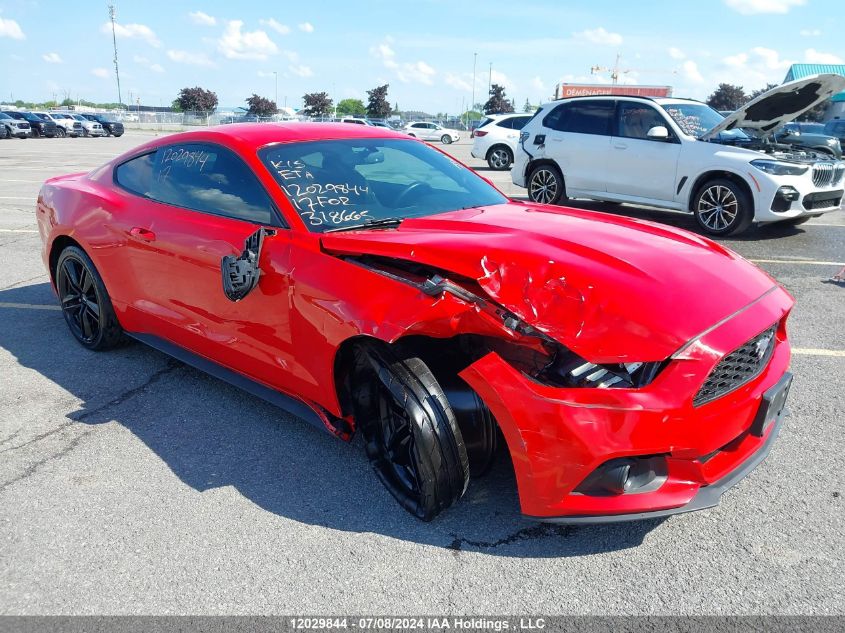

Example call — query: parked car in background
[824,119,845,146]
[34,112,82,137]
[0,111,31,138]
[771,122,841,158]
[471,113,534,170]
[513,74,845,236]
[80,113,124,137]
[403,121,461,144]
[340,118,371,125]
[70,114,105,137]
[2,110,56,137]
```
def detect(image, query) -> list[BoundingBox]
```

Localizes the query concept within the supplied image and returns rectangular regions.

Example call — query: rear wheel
[353,345,470,521]
[487,146,513,170]
[56,127,66,138]
[527,163,565,205]
[2,126,9,139]
[693,178,753,236]
[55,246,123,350]
[441,134,452,144]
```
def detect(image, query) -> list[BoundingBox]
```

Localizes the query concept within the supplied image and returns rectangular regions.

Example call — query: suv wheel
[693,179,753,236]
[55,127,66,138]
[487,146,513,170]
[527,164,565,205]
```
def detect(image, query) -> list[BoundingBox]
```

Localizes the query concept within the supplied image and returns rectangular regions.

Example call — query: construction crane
[591,53,678,85]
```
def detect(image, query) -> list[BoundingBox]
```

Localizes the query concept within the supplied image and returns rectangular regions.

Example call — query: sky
[0,0,842,113]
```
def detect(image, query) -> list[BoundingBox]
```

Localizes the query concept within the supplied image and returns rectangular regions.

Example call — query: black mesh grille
[693,325,777,407]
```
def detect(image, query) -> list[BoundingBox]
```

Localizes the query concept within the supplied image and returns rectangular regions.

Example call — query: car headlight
[750,159,809,176]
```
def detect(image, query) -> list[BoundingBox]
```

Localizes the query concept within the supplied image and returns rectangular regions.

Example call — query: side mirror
[646,126,670,140]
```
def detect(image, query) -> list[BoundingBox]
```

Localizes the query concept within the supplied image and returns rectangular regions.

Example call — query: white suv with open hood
[512,74,845,235]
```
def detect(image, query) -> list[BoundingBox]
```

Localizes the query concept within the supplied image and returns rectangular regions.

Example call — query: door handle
[614,143,628,149]
[129,227,156,241]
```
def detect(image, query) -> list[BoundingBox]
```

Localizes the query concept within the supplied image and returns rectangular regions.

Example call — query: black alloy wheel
[55,246,123,350]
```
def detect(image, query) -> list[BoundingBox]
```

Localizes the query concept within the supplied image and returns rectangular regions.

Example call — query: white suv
[403,121,461,144]
[471,113,533,170]
[512,74,845,235]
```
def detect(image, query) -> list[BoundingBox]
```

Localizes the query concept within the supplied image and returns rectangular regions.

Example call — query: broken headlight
[536,348,665,389]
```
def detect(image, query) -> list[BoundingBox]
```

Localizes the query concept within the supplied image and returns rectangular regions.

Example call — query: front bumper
[754,167,844,222]
[458,285,793,521]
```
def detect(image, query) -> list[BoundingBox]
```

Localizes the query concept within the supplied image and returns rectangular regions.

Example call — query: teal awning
[784,64,845,101]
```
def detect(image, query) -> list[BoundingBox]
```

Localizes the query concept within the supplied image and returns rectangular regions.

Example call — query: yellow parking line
[793,348,845,357]
[750,258,845,266]
[0,302,60,311]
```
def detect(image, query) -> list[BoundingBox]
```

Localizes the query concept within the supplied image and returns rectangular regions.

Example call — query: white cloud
[133,55,149,64]
[719,47,795,93]
[298,22,314,33]
[799,28,821,37]
[260,18,290,35]
[574,27,623,46]
[189,11,216,26]
[444,73,473,92]
[724,0,805,14]
[218,20,278,60]
[682,60,704,84]
[752,46,792,70]
[42,52,63,64]
[668,47,686,60]
[0,17,25,39]
[530,76,545,92]
[150,63,165,73]
[100,21,161,47]
[490,69,515,91]
[805,48,843,64]
[723,52,748,67]
[370,39,435,85]
[91,68,110,79]
[257,70,275,78]
[289,64,313,77]
[167,49,215,67]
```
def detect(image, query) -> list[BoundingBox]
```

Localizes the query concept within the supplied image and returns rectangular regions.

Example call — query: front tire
[441,134,452,144]
[693,179,753,236]
[527,163,566,205]
[353,346,470,521]
[487,146,513,170]
[56,127,66,138]
[55,246,123,350]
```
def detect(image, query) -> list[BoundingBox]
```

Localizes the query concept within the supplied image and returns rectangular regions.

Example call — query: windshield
[662,103,749,141]
[260,138,507,232]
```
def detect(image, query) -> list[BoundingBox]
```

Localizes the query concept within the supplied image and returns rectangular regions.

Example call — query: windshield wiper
[323,217,405,233]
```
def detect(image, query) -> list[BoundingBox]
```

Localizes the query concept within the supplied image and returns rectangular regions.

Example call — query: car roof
[114,122,410,158]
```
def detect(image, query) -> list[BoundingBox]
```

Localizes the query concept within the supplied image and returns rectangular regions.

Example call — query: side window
[617,102,671,140]
[562,100,614,135]
[543,103,571,131]
[150,143,275,225]
[115,152,156,197]
[411,123,423,129]
[510,116,531,130]
[497,118,516,130]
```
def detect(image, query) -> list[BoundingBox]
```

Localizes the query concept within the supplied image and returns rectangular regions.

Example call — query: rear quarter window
[115,152,156,197]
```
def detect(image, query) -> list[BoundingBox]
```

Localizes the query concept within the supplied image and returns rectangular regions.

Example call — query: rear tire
[2,126,9,139]
[693,178,753,236]
[441,134,452,144]
[353,345,470,521]
[56,127,66,138]
[55,246,123,350]
[487,146,513,170]
[527,163,566,205]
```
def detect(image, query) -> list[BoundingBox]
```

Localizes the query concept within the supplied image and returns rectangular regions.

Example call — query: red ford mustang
[36,123,794,522]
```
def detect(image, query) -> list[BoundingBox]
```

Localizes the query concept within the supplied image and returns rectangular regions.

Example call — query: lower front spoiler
[532,412,784,525]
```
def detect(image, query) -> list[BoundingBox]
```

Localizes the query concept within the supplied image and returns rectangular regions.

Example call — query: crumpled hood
[320,203,776,362]
[701,74,845,140]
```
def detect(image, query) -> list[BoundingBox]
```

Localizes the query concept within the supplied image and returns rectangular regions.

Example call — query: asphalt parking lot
[1,130,844,615]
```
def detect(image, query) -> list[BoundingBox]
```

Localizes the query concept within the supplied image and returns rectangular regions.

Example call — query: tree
[706,83,747,112]
[483,84,515,115]
[337,98,367,116]
[302,92,333,117]
[523,98,538,113]
[366,84,391,118]
[749,83,777,101]
[461,110,483,122]
[246,93,277,117]
[175,86,218,113]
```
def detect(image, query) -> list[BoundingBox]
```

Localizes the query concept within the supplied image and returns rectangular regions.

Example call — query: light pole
[108,4,122,106]
[488,62,492,96]
[471,52,477,114]
[273,71,278,110]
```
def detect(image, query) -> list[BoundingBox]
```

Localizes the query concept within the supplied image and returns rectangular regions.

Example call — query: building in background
[553,83,673,100]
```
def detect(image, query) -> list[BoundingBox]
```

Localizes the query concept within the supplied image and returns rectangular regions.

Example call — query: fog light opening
[574,456,668,496]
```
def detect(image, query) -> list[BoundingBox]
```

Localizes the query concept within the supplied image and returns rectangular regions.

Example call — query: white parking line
[750,258,845,266]
[0,229,38,233]
[0,302,60,311]
[0,196,35,201]
[793,348,845,357]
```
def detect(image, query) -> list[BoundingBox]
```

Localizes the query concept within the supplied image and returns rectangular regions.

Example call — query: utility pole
[273,71,278,110]
[488,62,492,95]
[108,5,123,106]
[471,52,477,113]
